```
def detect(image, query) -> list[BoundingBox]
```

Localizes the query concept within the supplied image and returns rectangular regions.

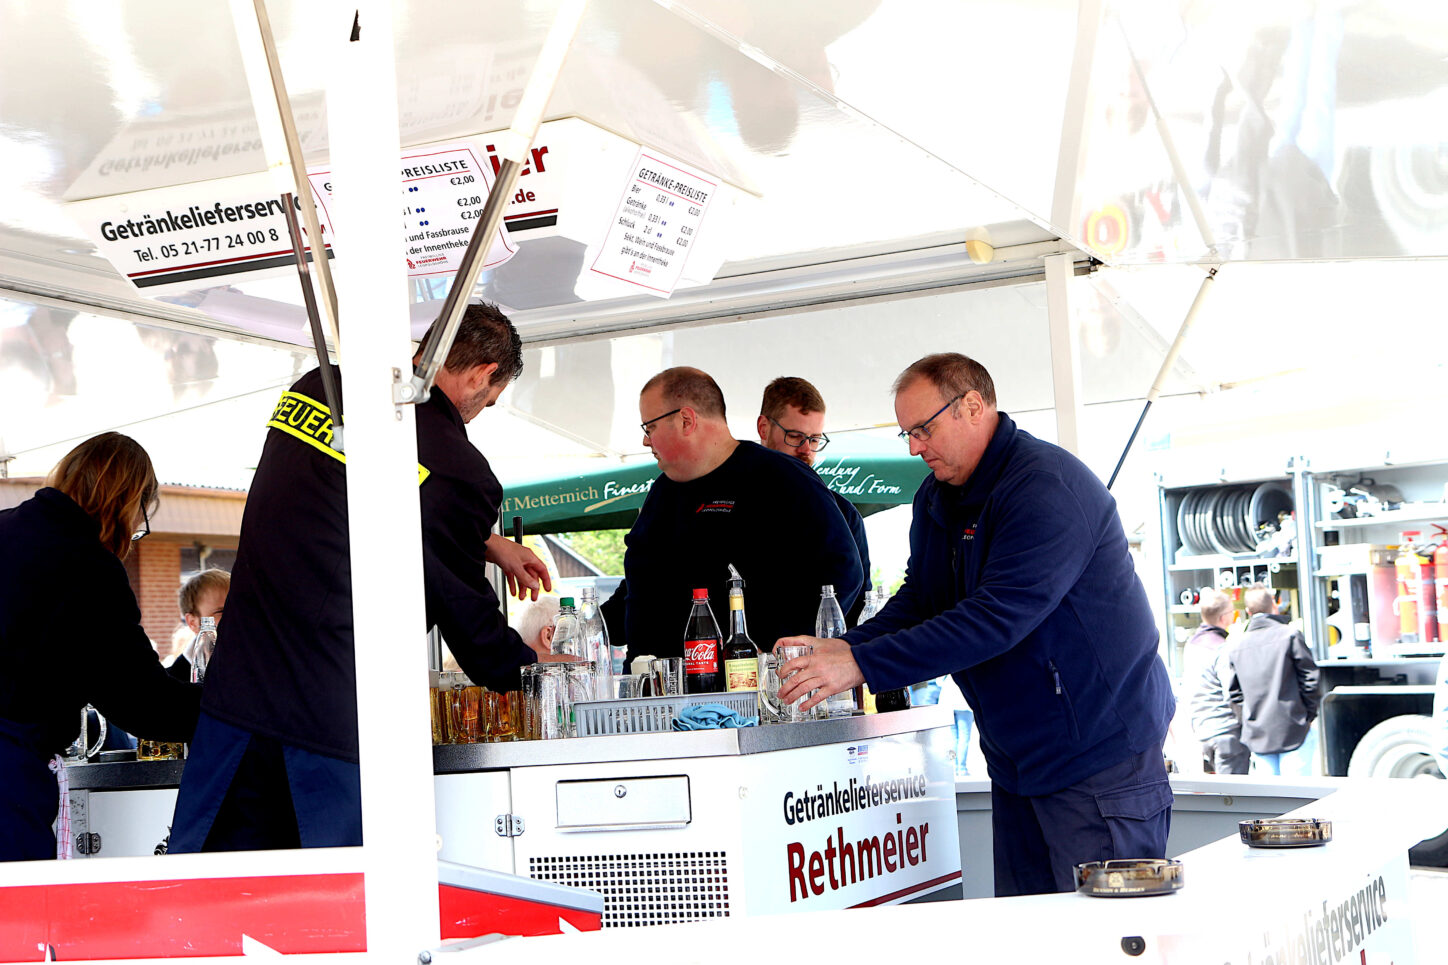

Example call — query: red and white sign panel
[587,148,717,298]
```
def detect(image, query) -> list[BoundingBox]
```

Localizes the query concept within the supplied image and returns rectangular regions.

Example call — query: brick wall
[132,540,184,653]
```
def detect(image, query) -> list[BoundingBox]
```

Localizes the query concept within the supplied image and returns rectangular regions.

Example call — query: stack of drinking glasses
[429,670,522,744]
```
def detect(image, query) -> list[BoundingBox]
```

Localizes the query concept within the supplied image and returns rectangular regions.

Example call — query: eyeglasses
[131,503,151,542]
[768,417,830,452]
[640,407,682,439]
[898,395,963,442]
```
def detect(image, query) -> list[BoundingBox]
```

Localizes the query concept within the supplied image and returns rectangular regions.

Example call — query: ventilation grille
[529,851,730,928]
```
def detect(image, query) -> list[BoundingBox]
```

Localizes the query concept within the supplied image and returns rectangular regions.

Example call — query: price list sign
[308,142,513,281]
[588,149,717,297]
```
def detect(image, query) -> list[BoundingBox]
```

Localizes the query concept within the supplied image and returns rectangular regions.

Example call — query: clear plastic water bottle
[578,586,614,700]
[858,587,882,624]
[190,616,218,684]
[552,598,582,657]
[815,585,855,717]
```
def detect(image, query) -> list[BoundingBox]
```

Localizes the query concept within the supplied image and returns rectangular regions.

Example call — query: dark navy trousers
[990,746,1172,896]
[169,712,361,853]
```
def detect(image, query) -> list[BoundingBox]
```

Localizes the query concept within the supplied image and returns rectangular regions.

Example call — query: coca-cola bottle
[683,587,723,693]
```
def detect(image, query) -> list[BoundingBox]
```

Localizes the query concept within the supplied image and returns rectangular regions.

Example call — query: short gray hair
[514,596,561,650]
[892,353,996,407]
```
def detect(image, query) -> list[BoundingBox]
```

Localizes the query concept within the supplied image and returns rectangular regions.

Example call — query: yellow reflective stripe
[266,390,431,485]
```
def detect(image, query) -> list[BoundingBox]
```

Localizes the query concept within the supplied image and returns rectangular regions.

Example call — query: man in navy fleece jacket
[778,353,1175,896]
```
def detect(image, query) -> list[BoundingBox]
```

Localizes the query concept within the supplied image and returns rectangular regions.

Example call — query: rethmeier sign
[740,731,961,911]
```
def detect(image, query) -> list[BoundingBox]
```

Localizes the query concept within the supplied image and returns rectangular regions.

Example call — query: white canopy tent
[1,0,1446,958]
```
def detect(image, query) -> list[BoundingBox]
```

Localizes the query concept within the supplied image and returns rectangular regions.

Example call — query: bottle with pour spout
[722,565,760,691]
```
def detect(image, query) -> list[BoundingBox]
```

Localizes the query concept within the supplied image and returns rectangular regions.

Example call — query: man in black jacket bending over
[622,367,863,670]
[169,303,556,852]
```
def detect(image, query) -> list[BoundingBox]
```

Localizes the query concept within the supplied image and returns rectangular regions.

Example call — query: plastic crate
[573,691,759,736]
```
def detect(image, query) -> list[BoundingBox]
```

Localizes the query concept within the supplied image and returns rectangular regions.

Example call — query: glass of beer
[137,739,183,761]
[429,671,451,744]
[485,691,517,742]
[447,676,484,744]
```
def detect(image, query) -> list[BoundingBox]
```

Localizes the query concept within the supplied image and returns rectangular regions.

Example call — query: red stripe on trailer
[438,884,602,939]
[0,873,366,960]
[848,870,963,908]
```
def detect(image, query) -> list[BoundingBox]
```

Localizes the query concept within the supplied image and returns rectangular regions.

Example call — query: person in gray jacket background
[1225,584,1320,775]
[1186,588,1248,774]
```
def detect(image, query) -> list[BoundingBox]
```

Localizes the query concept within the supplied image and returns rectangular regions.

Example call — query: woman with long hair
[0,432,200,861]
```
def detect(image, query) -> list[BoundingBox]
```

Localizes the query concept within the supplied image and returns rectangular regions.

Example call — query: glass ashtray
[1075,858,1184,897]
[1239,817,1332,848]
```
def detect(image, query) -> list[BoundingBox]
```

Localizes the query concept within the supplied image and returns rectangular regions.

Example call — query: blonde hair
[1244,584,1277,616]
[46,432,158,560]
[1198,587,1233,625]
[179,568,231,617]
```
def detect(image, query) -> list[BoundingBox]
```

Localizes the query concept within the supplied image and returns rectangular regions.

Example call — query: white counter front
[434,707,964,925]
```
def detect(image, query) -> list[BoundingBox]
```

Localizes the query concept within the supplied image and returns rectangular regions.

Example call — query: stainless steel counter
[55,708,953,790]
[433,705,952,771]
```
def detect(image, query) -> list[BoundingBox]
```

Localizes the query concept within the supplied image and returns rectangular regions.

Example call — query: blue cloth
[990,747,1172,896]
[671,704,757,730]
[842,412,1174,797]
[170,712,361,853]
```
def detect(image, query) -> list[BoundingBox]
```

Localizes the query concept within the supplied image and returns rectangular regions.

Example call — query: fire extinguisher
[1394,532,1422,644]
[1419,537,1439,645]
[1433,525,1448,640]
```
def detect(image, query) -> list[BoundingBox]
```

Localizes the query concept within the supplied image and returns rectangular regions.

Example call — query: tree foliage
[560,529,628,575]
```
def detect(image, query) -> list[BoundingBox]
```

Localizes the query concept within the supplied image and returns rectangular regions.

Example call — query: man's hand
[537,653,579,664]
[485,534,553,600]
[775,636,864,712]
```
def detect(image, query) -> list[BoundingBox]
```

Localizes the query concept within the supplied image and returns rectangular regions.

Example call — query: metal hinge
[75,831,102,855]
[494,814,525,838]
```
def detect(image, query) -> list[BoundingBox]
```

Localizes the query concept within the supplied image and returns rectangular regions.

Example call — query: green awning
[498,439,927,536]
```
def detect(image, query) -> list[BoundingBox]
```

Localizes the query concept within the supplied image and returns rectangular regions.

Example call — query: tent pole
[229,0,343,354]
[1044,253,1083,454]
[324,0,438,956]
[411,0,588,400]
[1106,267,1218,489]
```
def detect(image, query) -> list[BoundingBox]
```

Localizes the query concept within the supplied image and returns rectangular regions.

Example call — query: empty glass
[564,664,596,737]
[759,645,823,723]
[613,673,645,699]
[521,663,571,740]
[647,657,684,696]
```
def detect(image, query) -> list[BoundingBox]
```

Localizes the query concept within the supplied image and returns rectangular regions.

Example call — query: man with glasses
[621,366,863,671]
[756,377,872,625]
[778,353,1174,897]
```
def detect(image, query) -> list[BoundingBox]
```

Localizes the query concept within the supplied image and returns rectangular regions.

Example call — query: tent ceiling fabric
[2,1,1444,345]
[1,1,1445,475]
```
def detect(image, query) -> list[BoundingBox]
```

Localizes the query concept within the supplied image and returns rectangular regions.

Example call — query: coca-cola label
[684,638,719,675]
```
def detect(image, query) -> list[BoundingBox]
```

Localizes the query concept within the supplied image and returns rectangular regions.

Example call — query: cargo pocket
[1095,780,1173,860]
